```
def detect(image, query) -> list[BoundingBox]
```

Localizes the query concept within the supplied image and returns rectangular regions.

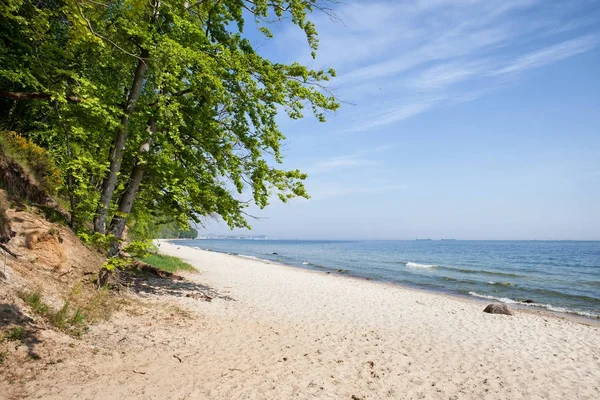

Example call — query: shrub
[78,231,116,252]
[102,256,130,271]
[123,240,154,257]
[0,131,62,194]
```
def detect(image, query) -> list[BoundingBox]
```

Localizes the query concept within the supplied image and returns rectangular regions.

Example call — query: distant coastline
[197,234,269,240]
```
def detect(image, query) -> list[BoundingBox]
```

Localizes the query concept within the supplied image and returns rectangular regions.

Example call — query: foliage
[102,256,130,271]
[151,222,197,239]
[0,131,62,194]
[127,212,197,241]
[139,254,195,273]
[0,0,339,244]
[122,240,154,257]
[78,231,116,251]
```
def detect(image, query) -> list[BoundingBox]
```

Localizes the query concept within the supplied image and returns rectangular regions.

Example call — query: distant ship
[441,239,456,241]
[416,238,432,241]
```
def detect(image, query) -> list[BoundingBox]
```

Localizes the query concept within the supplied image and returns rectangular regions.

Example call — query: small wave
[468,292,518,304]
[528,287,600,304]
[487,281,514,286]
[468,292,599,319]
[237,254,269,262]
[442,276,479,285]
[399,261,526,278]
[439,266,525,278]
[406,262,437,269]
[300,262,328,269]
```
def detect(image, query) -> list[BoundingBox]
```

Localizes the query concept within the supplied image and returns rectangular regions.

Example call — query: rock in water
[483,303,514,315]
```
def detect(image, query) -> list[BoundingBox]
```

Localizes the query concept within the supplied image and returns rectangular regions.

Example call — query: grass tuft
[17,285,126,339]
[18,290,51,316]
[139,254,195,273]
[3,326,26,342]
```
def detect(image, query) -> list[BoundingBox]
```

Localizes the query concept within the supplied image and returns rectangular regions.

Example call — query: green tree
[1,0,339,254]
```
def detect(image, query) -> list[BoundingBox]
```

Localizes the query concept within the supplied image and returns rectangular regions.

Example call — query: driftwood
[185,292,213,302]
[96,258,185,290]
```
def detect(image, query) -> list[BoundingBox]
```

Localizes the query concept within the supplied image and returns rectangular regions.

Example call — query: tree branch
[0,91,81,102]
[0,244,19,258]
[73,0,145,62]
[185,0,208,10]
[149,88,193,106]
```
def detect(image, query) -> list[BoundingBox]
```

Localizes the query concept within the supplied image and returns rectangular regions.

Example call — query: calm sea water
[175,240,600,318]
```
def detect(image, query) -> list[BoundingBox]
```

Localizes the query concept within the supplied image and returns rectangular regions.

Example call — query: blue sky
[202,0,600,240]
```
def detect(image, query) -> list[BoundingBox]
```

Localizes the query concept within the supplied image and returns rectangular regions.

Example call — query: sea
[174,239,600,319]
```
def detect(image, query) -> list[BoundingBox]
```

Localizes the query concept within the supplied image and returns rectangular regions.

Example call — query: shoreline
[154,241,599,399]
[24,240,599,399]
[163,239,600,325]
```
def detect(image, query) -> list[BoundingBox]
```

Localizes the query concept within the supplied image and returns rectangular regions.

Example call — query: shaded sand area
[22,241,600,399]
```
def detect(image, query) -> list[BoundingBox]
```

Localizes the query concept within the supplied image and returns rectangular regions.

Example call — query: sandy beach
[24,241,600,399]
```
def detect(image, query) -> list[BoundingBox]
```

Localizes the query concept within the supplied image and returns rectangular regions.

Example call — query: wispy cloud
[409,61,488,90]
[490,34,600,75]
[303,146,392,174]
[345,98,443,133]
[304,156,377,174]
[307,183,408,201]
[281,0,600,132]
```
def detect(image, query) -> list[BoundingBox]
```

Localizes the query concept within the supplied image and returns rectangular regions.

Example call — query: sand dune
[27,241,600,399]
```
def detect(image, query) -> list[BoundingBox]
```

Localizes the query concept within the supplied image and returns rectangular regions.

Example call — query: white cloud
[304,156,377,174]
[307,183,408,201]
[303,146,393,174]
[278,0,600,132]
[490,34,600,75]
[409,61,487,90]
[345,98,444,133]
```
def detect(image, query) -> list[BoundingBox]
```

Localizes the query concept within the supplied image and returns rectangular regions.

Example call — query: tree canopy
[0,0,338,252]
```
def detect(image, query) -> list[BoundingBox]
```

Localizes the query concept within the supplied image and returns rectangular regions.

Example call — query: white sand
[27,241,600,399]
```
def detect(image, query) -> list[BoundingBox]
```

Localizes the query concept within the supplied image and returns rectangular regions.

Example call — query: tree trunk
[107,120,155,256]
[54,102,77,230]
[94,51,149,234]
